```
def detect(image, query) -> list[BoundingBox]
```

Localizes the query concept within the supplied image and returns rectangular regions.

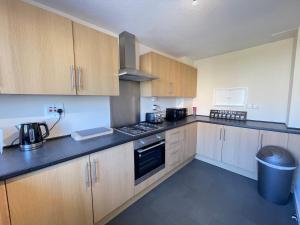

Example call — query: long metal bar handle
[92,159,99,184]
[219,128,222,140]
[137,141,165,154]
[260,133,264,149]
[223,128,226,141]
[85,162,91,189]
[77,66,82,90]
[70,65,75,90]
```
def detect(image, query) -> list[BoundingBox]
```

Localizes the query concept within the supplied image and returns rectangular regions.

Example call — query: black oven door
[134,141,165,184]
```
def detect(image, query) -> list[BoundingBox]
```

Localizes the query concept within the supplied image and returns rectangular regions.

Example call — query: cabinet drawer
[166,148,183,169]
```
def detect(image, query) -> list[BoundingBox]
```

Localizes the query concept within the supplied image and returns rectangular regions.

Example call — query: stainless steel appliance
[134,132,165,185]
[119,31,158,81]
[145,112,164,124]
[18,122,49,151]
[165,108,187,121]
[115,122,163,137]
[209,110,247,121]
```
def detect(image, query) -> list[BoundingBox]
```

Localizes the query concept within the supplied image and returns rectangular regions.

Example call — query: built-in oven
[134,132,165,185]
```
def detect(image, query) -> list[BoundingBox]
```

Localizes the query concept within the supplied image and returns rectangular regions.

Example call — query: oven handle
[137,141,165,154]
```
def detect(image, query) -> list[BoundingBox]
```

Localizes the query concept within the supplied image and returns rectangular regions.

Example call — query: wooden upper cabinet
[73,23,119,96]
[0,182,10,225]
[222,126,259,173]
[140,52,197,97]
[90,143,134,224]
[6,157,93,225]
[0,0,76,95]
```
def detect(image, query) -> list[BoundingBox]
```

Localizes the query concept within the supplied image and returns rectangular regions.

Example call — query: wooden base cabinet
[183,123,198,160]
[90,143,135,224]
[259,130,288,149]
[197,123,223,161]
[6,157,93,225]
[222,126,259,173]
[0,182,10,225]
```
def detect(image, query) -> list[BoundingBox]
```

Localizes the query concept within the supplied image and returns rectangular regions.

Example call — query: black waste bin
[256,146,297,205]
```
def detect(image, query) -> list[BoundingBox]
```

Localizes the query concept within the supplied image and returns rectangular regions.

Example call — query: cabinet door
[259,130,288,149]
[151,53,173,96]
[184,123,198,160]
[73,23,119,96]
[6,157,93,225]
[287,134,300,187]
[222,126,259,172]
[0,182,10,225]
[181,64,197,97]
[197,123,223,161]
[0,0,75,95]
[90,143,134,223]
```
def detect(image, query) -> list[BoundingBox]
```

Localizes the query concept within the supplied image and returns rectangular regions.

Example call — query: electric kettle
[18,122,49,151]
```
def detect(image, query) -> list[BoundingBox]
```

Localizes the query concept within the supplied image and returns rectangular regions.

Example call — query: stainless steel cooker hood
[119,31,158,82]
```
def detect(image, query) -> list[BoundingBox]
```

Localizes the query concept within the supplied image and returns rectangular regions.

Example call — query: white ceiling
[32,0,300,60]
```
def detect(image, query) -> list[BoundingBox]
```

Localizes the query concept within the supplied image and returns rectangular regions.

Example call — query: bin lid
[256,146,296,169]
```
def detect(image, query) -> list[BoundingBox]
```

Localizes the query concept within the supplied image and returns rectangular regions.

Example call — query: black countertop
[1,115,299,181]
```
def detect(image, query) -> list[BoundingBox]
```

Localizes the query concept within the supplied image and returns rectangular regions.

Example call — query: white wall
[193,39,294,123]
[288,28,300,128]
[0,96,111,146]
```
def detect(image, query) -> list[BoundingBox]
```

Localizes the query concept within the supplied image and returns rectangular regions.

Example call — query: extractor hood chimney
[119,31,158,82]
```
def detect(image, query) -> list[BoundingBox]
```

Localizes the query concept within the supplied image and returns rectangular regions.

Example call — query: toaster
[165,108,187,121]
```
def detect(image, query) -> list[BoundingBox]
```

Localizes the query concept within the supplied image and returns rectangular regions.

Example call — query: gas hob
[115,122,163,136]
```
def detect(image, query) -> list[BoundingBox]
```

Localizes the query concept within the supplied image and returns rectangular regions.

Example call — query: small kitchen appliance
[165,108,187,121]
[145,112,164,124]
[19,122,49,151]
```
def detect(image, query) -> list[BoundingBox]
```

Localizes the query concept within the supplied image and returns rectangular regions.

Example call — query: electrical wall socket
[44,103,65,118]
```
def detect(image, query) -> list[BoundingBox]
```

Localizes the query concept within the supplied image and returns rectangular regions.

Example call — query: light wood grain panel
[0,182,10,225]
[73,23,119,96]
[184,123,198,160]
[197,122,223,161]
[90,143,134,224]
[222,126,259,172]
[0,0,75,95]
[6,157,93,225]
[287,134,300,187]
[259,130,289,149]
[140,52,197,97]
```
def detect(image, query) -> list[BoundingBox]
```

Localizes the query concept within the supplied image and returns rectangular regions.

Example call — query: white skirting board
[195,154,257,180]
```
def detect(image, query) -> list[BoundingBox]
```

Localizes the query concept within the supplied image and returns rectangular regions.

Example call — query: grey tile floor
[107,160,297,225]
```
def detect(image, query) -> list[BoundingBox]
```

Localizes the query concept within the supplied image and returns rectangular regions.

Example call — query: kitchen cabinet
[6,157,93,225]
[73,23,119,96]
[197,123,223,161]
[0,182,10,225]
[140,52,197,97]
[287,134,300,186]
[222,126,259,173]
[0,0,75,95]
[259,130,289,149]
[90,143,135,224]
[166,127,185,171]
[183,123,198,160]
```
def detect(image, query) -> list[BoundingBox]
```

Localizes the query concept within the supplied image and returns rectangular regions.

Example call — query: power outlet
[44,103,65,118]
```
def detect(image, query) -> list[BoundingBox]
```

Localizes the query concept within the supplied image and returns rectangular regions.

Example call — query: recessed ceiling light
[192,0,198,6]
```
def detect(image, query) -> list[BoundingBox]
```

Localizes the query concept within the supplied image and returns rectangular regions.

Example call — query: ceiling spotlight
[192,0,198,6]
